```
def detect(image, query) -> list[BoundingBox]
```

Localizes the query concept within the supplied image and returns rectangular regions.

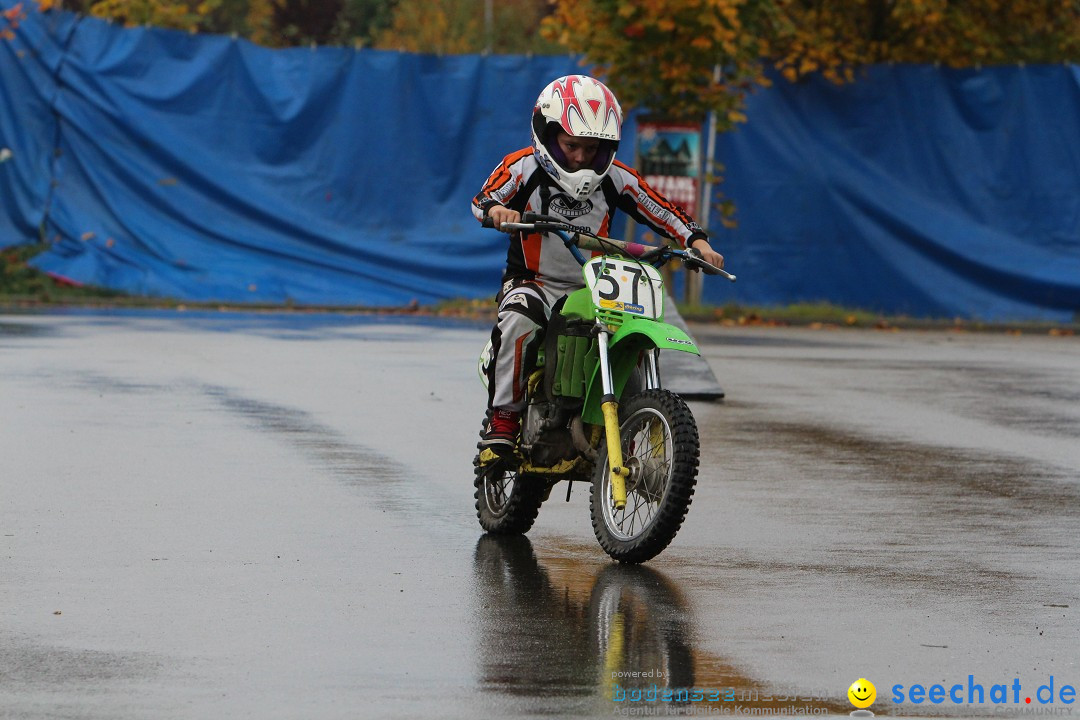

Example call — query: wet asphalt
[1,311,1077,719]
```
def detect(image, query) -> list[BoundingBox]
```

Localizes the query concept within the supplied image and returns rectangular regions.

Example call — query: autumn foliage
[374,0,560,55]
[543,0,773,126]
[7,0,1080,118]
[1,2,26,40]
[544,0,1080,120]
[769,0,1080,84]
[80,0,221,31]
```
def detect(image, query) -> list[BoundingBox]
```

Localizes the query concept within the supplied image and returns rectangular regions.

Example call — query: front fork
[596,324,629,509]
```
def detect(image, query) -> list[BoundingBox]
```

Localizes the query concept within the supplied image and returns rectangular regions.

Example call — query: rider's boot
[479,408,520,457]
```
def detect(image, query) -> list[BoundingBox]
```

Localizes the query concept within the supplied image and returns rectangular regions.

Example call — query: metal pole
[688,64,721,307]
[484,0,493,54]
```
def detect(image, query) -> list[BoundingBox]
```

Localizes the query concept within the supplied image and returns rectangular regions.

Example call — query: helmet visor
[544,132,617,176]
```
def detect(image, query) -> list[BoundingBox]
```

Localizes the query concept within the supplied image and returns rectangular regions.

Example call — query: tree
[332,0,398,47]
[77,0,223,32]
[542,0,775,127]
[243,0,400,47]
[16,0,559,51]
[769,0,1080,84]
[373,0,560,55]
[264,0,341,45]
[204,0,254,37]
[542,0,1080,117]
[541,0,771,232]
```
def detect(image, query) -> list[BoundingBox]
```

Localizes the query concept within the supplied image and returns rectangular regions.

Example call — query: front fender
[609,316,700,356]
[580,317,699,425]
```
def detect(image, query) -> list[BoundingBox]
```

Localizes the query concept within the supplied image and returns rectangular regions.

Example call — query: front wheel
[590,390,699,563]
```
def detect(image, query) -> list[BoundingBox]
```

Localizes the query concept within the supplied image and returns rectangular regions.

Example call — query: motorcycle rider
[472,74,724,454]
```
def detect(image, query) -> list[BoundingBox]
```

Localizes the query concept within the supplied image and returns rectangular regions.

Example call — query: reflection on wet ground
[0,320,55,339]
[677,329,1079,717]
[699,413,1078,605]
[0,636,161,686]
[5,314,1078,718]
[202,384,429,516]
[692,325,880,350]
[731,416,1077,515]
[474,535,693,698]
[791,357,1080,440]
[0,308,487,339]
[473,535,853,716]
[0,636,164,719]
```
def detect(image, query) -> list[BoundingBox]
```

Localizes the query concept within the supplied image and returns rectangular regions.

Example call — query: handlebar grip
[686,247,737,281]
[481,216,496,229]
[701,263,736,280]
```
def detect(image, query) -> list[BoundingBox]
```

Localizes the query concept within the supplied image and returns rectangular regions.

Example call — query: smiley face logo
[848,678,876,709]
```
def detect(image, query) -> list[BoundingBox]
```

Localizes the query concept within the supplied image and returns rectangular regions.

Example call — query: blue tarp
[1,5,591,305]
[0,6,74,247]
[2,3,1078,320]
[709,65,1080,321]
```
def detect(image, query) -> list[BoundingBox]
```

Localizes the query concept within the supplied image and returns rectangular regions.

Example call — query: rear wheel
[590,390,699,563]
[474,460,546,534]
[473,416,546,534]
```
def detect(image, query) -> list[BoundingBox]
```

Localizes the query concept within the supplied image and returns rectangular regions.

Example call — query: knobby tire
[473,417,545,535]
[590,389,699,563]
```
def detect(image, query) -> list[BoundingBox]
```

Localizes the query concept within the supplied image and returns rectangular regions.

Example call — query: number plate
[583,257,664,319]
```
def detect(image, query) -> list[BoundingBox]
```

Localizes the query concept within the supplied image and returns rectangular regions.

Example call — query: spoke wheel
[590,390,699,563]
[473,418,545,535]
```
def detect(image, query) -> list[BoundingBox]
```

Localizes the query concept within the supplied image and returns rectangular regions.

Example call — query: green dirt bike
[474,213,735,564]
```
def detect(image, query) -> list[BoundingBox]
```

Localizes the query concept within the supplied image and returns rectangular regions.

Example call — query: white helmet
[531,75,623,200]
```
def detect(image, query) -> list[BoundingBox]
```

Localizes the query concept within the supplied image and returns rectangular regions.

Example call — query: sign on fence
[636,120,701,217]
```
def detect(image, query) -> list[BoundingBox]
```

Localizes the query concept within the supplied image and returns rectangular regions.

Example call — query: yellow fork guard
[601,400,629,509]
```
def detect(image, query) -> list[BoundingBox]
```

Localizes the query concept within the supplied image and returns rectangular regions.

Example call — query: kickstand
[565,479,573,502]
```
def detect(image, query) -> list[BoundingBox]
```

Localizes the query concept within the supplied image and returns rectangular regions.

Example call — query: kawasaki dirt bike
[474,213,735,564]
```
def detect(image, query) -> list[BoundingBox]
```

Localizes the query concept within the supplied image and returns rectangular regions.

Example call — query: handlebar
[483,213,736,281]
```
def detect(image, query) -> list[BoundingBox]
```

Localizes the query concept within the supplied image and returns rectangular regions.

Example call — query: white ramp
[660,294,725,400]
